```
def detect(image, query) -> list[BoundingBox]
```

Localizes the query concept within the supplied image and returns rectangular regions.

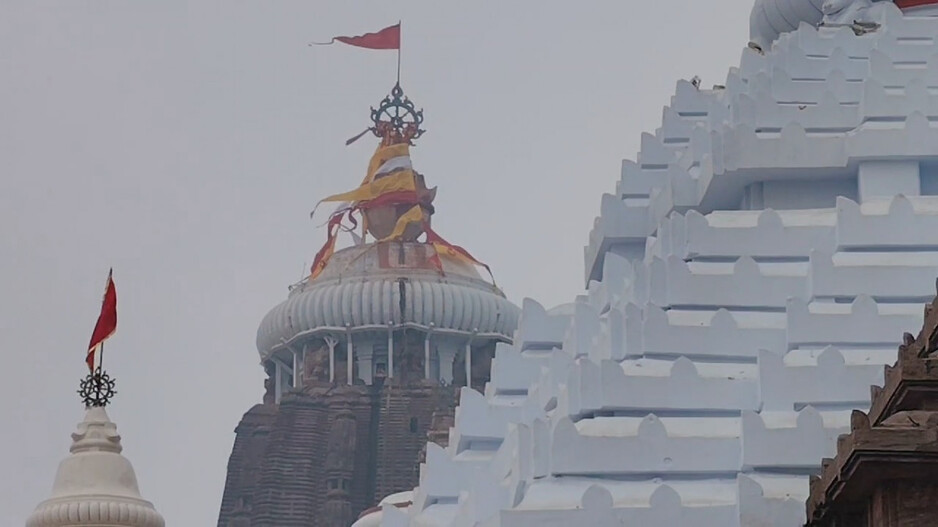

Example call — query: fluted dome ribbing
[26,407,164,527]
[257,241,519,358]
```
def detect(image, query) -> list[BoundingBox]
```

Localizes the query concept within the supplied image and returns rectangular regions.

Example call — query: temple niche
[216,83,519,527]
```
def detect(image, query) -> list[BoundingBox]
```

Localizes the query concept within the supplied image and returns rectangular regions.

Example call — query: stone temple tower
[216,84,520,527]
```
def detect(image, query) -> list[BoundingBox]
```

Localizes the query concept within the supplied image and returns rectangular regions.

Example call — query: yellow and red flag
[86,269,117,372]
[424,224,496,285]
[378,205,426,242]
[318,169,417,205]
[310,214,345,280]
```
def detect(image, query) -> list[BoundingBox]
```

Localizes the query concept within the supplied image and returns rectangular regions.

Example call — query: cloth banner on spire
[317,23,401,50]
[366,143,411,183]
[378,205,426,242]
[423,224,496,285]
[318,169,417,205]
[310,214,345,280]
[87,269,117,372]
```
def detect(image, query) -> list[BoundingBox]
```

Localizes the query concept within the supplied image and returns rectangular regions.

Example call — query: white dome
[26,407,165,527]
[750,0,824,49]
[256,242,520,358]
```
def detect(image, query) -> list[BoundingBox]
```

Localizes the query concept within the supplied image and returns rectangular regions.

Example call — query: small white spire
[26,408,165,527]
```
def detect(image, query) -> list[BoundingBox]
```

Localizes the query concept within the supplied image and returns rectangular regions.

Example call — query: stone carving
[304,345,330,383]
[263,377,275,405]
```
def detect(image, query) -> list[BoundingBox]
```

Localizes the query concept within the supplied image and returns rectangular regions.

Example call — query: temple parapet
[759,347,885,411]
[638,305,786,360]
[681,209,835,260]
[836,195,938,249]
[650,254,806,309]
[809,249,938,301]
[786,295,920,349]
[515,298,572,352]
[600,357,759,413]
[551,415,741,476]
[741,407,847,470]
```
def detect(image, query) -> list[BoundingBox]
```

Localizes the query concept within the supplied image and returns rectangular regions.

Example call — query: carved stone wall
[217,403,277,527]
[218,361,460,526]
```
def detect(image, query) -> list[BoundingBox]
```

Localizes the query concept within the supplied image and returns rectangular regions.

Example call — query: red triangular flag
[87,269,117,372]
[319,23,401,50]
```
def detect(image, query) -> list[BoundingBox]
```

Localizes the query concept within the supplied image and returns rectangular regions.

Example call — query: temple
[806,290,938,526]
[26,342,165,527]
[216,84,520,527]
[26,407,166,527]
[367,1,938,526]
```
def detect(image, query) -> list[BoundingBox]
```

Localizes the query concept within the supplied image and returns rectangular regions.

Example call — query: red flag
[87,269,117,372]
[310,214,345,280]
[326,23,400,50]
[895,0,938,7]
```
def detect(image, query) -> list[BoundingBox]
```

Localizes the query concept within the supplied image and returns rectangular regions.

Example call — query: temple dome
[256,241,520,359]
[26,407,165,527]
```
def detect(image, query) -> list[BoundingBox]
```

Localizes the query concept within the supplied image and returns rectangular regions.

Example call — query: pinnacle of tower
[317,83,435,247]
[26,407,165,527]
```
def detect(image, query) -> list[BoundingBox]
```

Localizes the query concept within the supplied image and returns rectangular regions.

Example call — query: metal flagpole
[397,21,402,85]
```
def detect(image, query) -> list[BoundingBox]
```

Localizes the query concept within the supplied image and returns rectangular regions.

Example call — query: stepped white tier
[384,2,938,527]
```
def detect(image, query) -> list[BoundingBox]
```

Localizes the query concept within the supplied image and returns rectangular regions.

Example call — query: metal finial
[370,83,425,145]
[78,367,117,408]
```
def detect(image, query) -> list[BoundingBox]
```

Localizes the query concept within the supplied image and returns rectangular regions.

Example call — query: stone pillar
[292,348,301,390]
[464,341,472,389]
[325,336,338,383]
[424,332,431,380]
[274,360,283,403]
[388,324,395,379]
[346,329,354,386]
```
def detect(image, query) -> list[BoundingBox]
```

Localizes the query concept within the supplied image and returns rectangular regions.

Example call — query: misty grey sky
[1,1,752,524]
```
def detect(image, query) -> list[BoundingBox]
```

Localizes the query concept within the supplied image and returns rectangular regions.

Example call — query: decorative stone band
[26,497,165,527]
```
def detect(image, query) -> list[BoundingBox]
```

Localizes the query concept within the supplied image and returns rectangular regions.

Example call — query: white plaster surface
[384,3,938,526]
[26,407,165,527]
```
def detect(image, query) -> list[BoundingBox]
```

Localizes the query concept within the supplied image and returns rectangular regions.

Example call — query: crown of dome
[26,407,165,527]
[256,241,519,358]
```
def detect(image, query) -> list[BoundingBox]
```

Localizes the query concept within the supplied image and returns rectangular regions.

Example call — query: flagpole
[396,20,402,85]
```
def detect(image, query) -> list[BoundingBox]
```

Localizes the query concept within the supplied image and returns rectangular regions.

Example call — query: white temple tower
[386,1,938,526]
[25,407,165,527]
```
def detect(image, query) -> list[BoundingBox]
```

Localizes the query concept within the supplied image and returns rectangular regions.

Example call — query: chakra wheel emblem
[370,83,425,145]
[78,367,117,408]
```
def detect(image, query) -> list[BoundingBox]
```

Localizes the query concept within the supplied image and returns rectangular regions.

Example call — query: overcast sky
[1,1,752,524]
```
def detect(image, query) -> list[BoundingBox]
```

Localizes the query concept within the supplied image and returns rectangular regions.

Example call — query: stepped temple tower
[216,84,520,527]
[371,1,938,526]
